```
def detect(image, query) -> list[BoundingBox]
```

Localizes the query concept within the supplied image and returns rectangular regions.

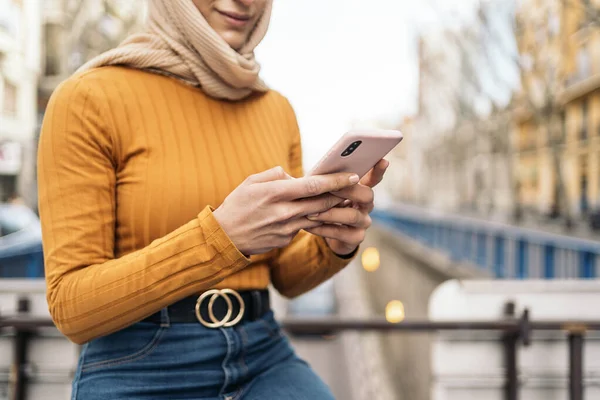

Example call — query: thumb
[360,159,389,188]
[246,166,292,184]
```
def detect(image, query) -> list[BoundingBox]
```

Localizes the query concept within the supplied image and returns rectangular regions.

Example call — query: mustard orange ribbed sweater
[38,67,354,344]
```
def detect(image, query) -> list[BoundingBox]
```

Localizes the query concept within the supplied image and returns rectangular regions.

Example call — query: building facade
[0,0,145,209]
[384,30,466,211]
[39,0,145,111]
[0,0,42,206]
[387,1,517,218]
[561,0,600,216]
[514,0,600,219]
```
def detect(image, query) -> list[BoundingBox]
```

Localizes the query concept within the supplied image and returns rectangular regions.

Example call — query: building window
[581,99,589,140]
[531,166,538,190]
[577,44,590,80]
[2,79,17,116]
[521,53,533,72]
[578,0,593,30]
[44,23,62,76]
[0,175,17,203]
[580,155,589,214]
[561,111,566,142]
[548,12,560,37]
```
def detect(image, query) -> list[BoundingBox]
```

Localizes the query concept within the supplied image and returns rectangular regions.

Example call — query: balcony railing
[549,133,565,146]
[562,69,600,103]
[566,72,590,88]
[519,140,537,152]
[1,301,597,400]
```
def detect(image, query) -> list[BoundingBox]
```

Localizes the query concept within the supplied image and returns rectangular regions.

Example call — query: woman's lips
[217,10,251,28]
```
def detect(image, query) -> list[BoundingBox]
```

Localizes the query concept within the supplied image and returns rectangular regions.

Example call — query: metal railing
[1,300,597,400]
[372,206,600,279]
[0,226,44,279]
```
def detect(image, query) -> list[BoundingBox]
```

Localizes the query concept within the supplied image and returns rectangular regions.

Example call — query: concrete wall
[357,224,488,399]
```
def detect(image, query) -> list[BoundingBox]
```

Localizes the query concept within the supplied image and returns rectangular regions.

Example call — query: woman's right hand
[212,166,360,256]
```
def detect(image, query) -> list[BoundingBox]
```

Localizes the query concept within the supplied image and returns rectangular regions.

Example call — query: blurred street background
[1,0,600,399]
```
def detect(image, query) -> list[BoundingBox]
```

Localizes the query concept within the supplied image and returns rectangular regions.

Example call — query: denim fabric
[71,310,335,400]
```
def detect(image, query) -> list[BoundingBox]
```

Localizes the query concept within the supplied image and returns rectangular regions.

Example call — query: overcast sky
[255,0,486,169]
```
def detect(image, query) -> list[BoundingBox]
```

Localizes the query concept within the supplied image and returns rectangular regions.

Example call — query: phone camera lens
[341,140,362,157]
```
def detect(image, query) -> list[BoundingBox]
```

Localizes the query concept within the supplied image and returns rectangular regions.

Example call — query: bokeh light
[361,247,381,272]
[385,300,406,323]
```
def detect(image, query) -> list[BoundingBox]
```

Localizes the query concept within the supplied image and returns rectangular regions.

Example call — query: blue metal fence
[0,227,44,278]
[0,250,44,278]
[5,203,600,280]
[372,206,600,279]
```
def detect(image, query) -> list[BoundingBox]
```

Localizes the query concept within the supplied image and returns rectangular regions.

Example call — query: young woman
[37,1,388,398]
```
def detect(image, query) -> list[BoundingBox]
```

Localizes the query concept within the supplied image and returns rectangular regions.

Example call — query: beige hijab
[77,0,272,101]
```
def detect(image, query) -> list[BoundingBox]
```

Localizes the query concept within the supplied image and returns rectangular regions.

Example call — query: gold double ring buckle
[195,289,245,328]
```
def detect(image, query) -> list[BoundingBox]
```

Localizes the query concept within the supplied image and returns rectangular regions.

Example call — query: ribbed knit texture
[38,67,354,344]
[77,0,271,100]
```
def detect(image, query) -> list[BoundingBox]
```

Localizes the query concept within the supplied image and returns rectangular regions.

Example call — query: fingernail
[308,213,320,219]
[349,174,360,184]
[342,199,352,207]
[383,160,390,169]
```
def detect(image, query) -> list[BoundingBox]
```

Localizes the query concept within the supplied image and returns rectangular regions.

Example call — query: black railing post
[10,297,31,400]
[503,302,519,400]
[568,326,585,400]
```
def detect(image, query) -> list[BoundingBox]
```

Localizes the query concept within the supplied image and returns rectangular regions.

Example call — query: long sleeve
[269,99,357,298]
[38,76,250,344]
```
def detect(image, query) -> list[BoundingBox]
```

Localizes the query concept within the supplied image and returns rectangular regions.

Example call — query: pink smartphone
[307,129,403,178]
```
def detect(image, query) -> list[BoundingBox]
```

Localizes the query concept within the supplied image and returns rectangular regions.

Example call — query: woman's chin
[218,31,248,50]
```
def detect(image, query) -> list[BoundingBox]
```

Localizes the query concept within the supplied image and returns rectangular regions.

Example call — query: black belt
[143,289,270,327]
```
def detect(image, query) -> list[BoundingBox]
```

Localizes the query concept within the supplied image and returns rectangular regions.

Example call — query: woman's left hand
[306,159,389,256]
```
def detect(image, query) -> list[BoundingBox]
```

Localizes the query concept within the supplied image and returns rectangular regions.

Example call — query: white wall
[0,0,41,140]
[430,280,600,400]
[0,1,42,203]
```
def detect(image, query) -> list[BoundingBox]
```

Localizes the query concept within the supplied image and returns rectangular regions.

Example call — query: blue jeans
[71,310,334,400]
